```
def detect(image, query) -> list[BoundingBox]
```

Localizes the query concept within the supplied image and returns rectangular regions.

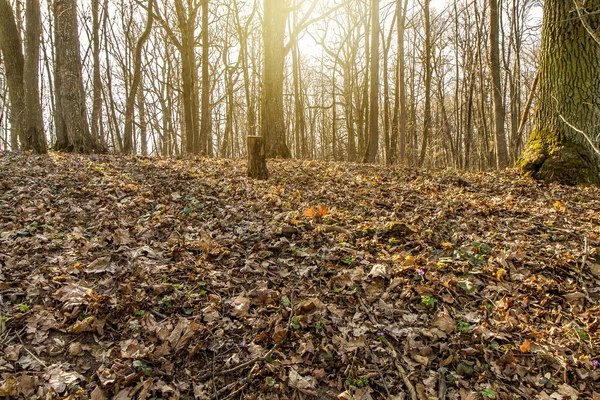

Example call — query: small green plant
[133,360,153,376]
[291,316,301,331]
[421,296,438,308]
[481,388,497,399]
[158,296,173,308]
[456,360,474,376]
[342,255,354,265]
[135,310,146,317]
[345,378,369,388]
[315,320,326,331]
[457,320,470,333]
[578,331,590,341]
[19,304,30,313]
[333,288,342,294]
[172,284,184,290]
[282,299,292,307]
[490,342,500,350]
[265,377,276,387]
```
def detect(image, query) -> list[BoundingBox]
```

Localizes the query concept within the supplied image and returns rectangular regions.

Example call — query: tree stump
[247,136,269,180]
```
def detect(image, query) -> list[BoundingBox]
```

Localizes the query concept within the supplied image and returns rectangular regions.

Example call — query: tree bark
[490,0,508,169]
[247,136,269,179]
[362,0,379,163]
[123,0,153,155]
[516,0,600,185]
[0,0,25,150]
[138,77,148,156]
[261,0,291,158]
[418,0,431,167]
[54,0,104,153]
[91,0,102,147]
[23,0,47,153]
[200,0,212,156]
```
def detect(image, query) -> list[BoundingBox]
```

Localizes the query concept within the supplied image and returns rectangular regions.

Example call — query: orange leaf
[303,207,317,217]
[520,340,531,353]
[317,205,329,217]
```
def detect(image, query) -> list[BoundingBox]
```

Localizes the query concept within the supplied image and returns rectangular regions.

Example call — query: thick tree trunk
[362,0,379,163]
[54,0,104,153]
[516,0,600,185]
[23,0,47,153]
[490,0,508,169]
[261,0,291,158]
[0,0,25,149]
[174,0,200,155]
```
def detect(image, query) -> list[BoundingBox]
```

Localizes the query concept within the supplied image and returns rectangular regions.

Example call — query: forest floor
[1,152,600,400]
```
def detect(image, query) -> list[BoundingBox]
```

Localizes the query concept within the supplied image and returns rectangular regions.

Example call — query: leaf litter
[0,152,600,399]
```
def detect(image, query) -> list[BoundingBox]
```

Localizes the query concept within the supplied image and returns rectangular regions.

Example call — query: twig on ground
[198,344,279,383]
[366,342,390,398]
[150,309,168,320]
[16,331,48,368]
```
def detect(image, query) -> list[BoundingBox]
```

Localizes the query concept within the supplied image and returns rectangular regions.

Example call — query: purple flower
[593,360,599,368]
[416,268,425,276]
[377,332,385,337]
[241,340,248,349]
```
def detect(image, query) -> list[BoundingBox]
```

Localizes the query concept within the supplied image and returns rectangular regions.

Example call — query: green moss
[516,130,600,186]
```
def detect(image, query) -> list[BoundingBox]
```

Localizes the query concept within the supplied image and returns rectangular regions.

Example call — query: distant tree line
[0,0,599,184]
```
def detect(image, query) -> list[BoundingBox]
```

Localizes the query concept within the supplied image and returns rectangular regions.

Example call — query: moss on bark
[516,132,600,186]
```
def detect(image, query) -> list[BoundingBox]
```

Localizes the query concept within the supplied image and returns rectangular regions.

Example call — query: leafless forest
[0,0,542,169]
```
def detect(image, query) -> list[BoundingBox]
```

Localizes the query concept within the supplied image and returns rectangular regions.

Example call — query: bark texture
[490,0,508,169]
[516,0,600,185]
[0,0,25,149]
[362,0,380,163]
[123,0,153,155]
[24,0,47,153]
[54,0,104,153]
[261,0,291,159]
[247,136,269,179]
[200,0,212,156]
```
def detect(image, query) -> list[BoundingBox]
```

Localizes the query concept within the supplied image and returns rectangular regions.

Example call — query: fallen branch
[198,344,279,382]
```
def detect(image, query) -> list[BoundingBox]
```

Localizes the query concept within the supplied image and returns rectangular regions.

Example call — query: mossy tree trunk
[516,0,600,185]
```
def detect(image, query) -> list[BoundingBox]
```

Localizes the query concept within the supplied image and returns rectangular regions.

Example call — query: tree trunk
[0,0,25,150]
[123,0,153,155]
[138,78,148,156]
[418,0,431,167]
[54,0,104,153]
[23,0,47,153]
[247,136,269,179]
[394,0,408,166]
[91,0,102,147]
[490,0,508,169]
[261,0,291,158]
[516,0,600,185]
[200,0,211,156]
